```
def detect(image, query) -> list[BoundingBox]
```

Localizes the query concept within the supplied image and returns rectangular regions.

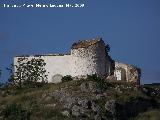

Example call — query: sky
[0,0,160,84]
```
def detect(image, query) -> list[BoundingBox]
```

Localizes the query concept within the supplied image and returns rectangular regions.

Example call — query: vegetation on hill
[6,57,48,88]
[0,75,160,120]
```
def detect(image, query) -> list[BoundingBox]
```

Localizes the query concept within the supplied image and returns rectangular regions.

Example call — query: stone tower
[70,38,111,78]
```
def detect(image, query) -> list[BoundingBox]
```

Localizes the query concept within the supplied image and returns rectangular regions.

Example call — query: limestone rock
[80,81,99,93]
[71,105,83,117]
[61,110,70,117]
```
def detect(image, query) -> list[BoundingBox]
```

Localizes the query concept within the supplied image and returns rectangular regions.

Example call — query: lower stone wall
[114,61,141,84]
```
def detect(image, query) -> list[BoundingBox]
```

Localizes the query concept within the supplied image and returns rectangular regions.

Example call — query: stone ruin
[14,38,141,84]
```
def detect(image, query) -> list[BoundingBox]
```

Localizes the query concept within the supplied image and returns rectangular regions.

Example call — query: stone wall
[71,40,110,78]
[14,39,112,83]
[13,38,141,84]
[114,61,141,84]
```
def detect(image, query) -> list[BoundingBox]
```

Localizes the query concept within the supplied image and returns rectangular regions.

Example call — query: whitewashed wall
[42,55,72,82]
[71,40,109,78]
[14,40,111,83]
[14,55,72,83]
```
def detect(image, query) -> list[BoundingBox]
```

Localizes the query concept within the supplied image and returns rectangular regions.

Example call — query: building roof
[71,38,102,49]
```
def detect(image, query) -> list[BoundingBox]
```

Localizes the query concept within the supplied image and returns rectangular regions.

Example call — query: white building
[14,38,141,84]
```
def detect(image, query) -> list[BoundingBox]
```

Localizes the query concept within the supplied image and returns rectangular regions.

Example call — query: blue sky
[0,0,160,84]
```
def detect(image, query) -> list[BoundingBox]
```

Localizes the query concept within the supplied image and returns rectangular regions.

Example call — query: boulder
[80,81,99,93]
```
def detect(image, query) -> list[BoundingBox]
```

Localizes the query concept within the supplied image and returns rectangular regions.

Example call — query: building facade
[14,38,141,84]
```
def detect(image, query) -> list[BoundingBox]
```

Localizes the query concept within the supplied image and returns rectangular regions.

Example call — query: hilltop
[0,76,160,120]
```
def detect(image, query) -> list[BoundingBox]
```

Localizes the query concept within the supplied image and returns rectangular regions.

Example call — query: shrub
[87,74,101,81]
[61,75,73,83]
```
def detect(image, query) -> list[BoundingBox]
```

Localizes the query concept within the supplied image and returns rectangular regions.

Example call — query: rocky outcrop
[48,83,103,119]
[39,80,158,120]
[1,79,159,120]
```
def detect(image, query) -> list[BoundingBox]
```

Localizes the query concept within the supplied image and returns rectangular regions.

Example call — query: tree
[8,57,48,88]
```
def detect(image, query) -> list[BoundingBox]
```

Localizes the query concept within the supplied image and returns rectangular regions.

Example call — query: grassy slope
[0,79,160,120]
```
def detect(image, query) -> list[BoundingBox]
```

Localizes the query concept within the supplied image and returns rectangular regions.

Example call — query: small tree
[8,57,48,88]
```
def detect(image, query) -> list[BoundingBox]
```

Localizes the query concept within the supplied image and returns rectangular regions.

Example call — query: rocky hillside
[0,77,160,120]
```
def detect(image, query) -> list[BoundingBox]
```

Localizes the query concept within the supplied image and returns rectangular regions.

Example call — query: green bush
[61,75,73,83]
[87,74,100,81]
